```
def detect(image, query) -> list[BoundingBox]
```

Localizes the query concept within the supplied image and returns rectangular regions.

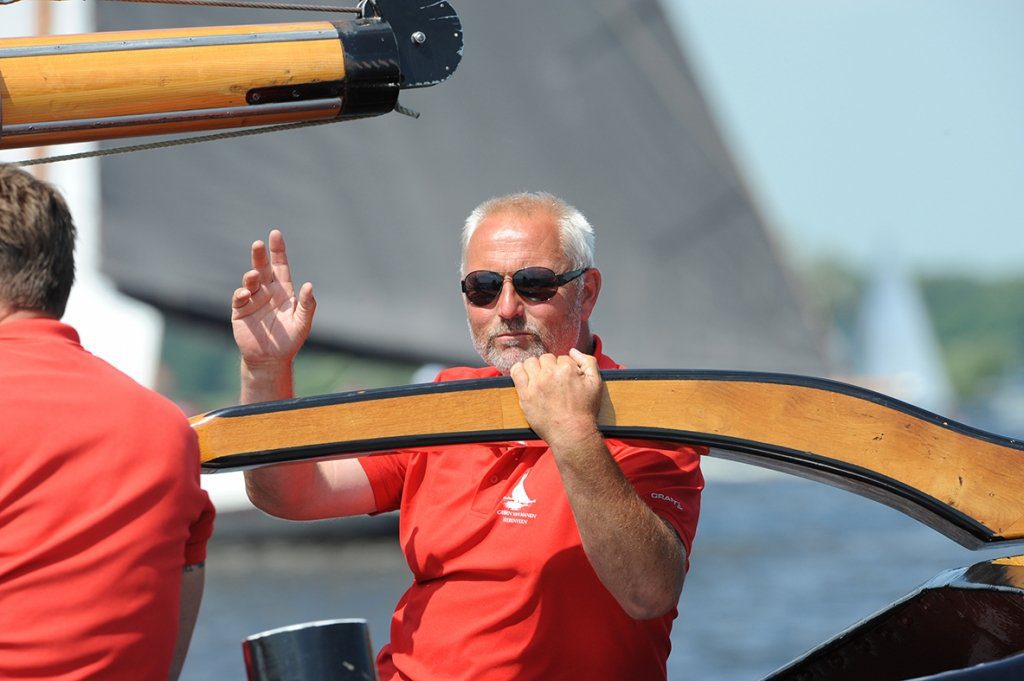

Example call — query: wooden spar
[0,0,463,149]
[190,369,1024,550]
[0,23,348,148]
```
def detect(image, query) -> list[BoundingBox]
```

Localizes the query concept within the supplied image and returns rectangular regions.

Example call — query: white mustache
[488,319,539,340]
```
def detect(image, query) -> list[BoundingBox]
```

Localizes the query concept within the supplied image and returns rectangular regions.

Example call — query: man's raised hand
[231,229,316,370]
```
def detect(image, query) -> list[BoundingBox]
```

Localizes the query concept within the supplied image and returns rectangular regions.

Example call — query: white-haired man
[233,192,704,680]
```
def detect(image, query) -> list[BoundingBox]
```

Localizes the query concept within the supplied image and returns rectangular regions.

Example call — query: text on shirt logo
[650,491,684,512]
[498,471,538,525]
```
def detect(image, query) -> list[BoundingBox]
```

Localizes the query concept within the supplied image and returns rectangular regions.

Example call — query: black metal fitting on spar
[0,0,463,150]
[246,0,464,117]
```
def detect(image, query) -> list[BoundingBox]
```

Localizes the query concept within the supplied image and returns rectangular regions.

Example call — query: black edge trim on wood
[202,422,1004,549]
[203,369,1024,454]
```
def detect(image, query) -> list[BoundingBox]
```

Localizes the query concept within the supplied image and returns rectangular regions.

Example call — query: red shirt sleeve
[609,439,705,562]
[360,451,412,513]
[183,428,216,565]
[360,366,493,513]
[185,498,215,565]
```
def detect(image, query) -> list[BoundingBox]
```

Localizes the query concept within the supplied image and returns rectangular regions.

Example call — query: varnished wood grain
[0,22,345,148]
[1,30,344,124]
[190,372,1024,547]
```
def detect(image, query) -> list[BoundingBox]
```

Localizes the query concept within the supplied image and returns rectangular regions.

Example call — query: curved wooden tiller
[191,370,1024,550]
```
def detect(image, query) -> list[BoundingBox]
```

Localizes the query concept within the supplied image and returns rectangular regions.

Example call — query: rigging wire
[1,0,409,164]
[13,118,344,167]
[13,103,419,166]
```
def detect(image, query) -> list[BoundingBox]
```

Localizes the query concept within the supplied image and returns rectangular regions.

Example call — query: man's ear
[579,268,601,322]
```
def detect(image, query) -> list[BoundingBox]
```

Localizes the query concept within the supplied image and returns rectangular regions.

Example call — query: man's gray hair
[460,192,595,274]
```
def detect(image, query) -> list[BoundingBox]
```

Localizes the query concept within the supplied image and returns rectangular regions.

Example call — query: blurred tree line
[160,263,1023,412]
[801,258,1024,401]
[158,314,418,414]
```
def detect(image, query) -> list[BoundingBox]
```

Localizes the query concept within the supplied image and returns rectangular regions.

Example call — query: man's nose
[496,278,524,319]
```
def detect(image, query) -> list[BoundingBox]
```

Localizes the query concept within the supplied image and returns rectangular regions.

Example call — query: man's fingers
[520,355,543,380]
[569,348,600,378]
[509,362,528,389]
[251,240,268,268]
[295,282,317,330]
[241,269,260,289]
[234,269,275,312]
[231,287,252,310]
[297,281,315,309]
[268,229,286,259]
[268,229,294,285]
[537,354,559,374]
[251,238,276,285]
[232,271,260,312]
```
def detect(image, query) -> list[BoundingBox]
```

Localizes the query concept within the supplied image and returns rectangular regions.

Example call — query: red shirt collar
[0,317,80,345]
[591,334,621,370]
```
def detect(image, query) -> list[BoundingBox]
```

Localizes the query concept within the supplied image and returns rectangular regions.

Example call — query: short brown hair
[0,165,76,318]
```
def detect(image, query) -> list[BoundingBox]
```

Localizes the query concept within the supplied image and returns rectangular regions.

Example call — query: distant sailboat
[856,250,954,415]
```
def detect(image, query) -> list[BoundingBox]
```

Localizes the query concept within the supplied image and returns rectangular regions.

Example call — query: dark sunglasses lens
[512,267,559,301]
[464,271,503,305]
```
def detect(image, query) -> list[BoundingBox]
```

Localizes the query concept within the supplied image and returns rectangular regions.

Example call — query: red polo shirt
[360,338,704,680]
[0,318,215,679]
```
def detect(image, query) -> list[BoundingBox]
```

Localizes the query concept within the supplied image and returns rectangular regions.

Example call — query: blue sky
[667,1,1023,277]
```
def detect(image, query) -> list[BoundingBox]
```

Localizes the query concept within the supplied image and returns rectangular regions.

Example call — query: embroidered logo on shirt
[650,491,684,512]
[497,471,538,525]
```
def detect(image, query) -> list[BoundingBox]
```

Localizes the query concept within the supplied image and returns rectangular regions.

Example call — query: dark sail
[97,0,825,373]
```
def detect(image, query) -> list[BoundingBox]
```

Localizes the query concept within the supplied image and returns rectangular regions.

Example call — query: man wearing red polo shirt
[234,192,704,680]
[0,164,215,680]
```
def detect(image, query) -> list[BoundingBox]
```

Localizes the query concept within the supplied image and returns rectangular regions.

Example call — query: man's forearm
[240,357,304,516]
[238,358,379,519]
[245,461,319,518]
[168,564,204,681]
[552,430,685,620]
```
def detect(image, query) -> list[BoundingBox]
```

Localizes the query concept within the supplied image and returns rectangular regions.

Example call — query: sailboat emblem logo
[502,471,537,511]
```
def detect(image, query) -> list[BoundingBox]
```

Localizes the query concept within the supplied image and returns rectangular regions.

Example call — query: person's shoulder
[85,355,192,424]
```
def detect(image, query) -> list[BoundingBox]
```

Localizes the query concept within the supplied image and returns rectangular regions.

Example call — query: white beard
[469,288,585,375]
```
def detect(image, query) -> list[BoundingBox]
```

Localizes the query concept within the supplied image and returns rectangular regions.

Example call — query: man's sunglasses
[461,267,589,306]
